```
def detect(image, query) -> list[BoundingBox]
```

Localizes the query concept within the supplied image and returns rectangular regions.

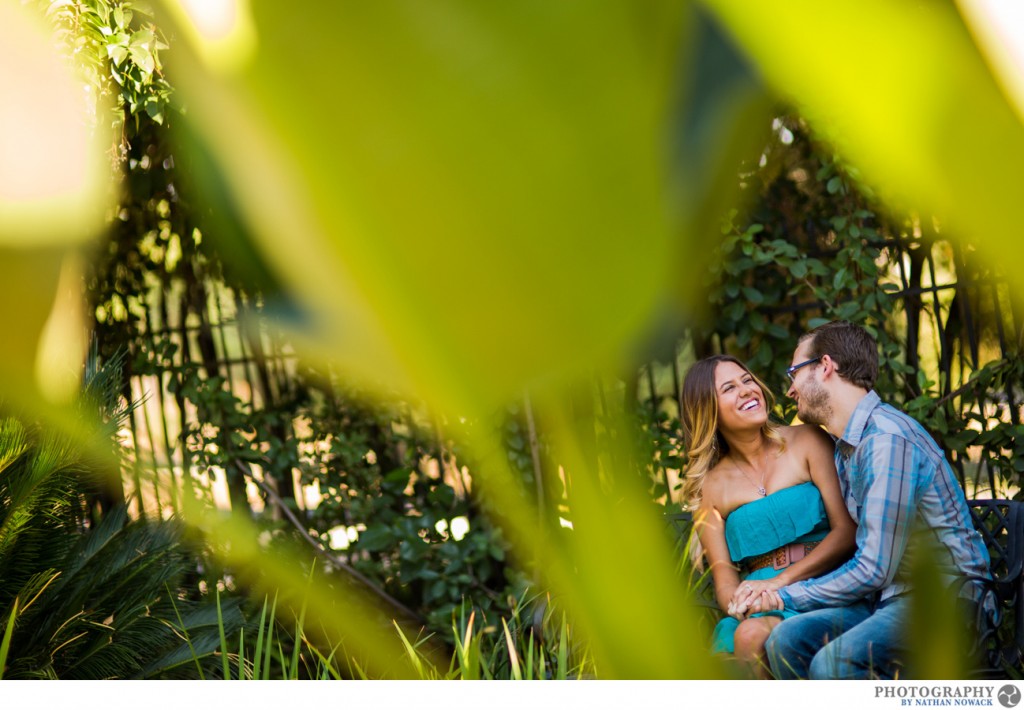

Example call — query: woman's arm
[730,426,856,612]
[695,486,743,615]
[777,425,856,584]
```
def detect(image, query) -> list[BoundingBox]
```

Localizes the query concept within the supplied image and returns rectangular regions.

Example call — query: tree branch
[232,460,426,627]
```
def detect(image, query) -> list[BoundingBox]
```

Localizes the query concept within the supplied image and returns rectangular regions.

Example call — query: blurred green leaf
[154,3,764,674]
[129,44,155,75]
[163,1,696,413]
[107,43,128,66]
[907,531,972,679]
[0,3,113,410]
[700,0,1024,309]
[357,525,394,553]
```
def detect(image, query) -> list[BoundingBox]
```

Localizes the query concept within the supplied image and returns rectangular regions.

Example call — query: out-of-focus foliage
[191,588,597,680]
[0,3,115,409]
[8,0,1024,680]
[0,356,239,679]
[685,114,1023,499]
[906,358,1024,498]
[173,360,524,635]
[292,380,518,633]
[159,1,695,413]
[149,0,733,679]
[700,0,1024,310]
[43,0,172,137]
[701,122,911,405]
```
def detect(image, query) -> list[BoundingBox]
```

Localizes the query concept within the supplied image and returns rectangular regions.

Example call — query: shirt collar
[838,390,881,449]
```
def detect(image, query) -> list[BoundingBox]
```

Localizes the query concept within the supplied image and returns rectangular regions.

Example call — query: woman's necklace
[733,446,769,497]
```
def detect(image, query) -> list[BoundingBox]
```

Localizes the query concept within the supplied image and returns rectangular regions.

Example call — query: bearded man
[733,321,991,679]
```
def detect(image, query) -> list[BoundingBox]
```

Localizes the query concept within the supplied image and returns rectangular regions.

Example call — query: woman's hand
[727,579,781,618]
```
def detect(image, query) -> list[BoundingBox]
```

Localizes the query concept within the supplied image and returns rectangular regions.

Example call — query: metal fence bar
[671,340,683,422]
[115,225,1022,518]
[125,373,147,516]
[155,284,179,514]
[953,240,981,370]
[209,285,235,393]
[138,305,165,517]
[175,287,196,504]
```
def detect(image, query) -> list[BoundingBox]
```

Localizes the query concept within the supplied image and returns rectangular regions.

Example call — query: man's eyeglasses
[786,357,821,382]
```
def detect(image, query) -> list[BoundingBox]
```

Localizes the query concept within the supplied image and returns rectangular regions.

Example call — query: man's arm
[776,433,922,612]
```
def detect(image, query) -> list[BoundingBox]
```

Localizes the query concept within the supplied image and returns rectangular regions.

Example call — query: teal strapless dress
[710,481,830,654]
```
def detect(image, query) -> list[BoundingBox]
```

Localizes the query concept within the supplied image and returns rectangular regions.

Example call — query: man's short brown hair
[800,321,879,390]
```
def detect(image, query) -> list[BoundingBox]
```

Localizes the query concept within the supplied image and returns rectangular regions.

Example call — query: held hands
[728,580,785,618]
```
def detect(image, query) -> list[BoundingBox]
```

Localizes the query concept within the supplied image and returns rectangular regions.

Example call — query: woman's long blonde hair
[679,355,784,566]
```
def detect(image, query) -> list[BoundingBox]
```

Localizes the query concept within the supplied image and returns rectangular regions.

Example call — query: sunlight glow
[35,256,87,403]
[180,0,238,40]
[958,0,1024,124]
[328,525,351,550]
[0,4,108,244]
[449,516,470,541]
[168,0,256,73]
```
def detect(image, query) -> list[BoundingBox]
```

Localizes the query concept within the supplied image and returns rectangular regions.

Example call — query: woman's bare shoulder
[701,461,729,504]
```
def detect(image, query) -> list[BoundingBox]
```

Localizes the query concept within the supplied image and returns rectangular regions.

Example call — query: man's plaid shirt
[780,390,991,611]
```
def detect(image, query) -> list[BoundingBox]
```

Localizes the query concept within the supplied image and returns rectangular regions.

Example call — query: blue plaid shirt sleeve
[779,432,919,611]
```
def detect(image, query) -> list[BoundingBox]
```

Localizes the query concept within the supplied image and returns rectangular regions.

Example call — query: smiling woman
[679,355,783,527]
[679,354,856,678]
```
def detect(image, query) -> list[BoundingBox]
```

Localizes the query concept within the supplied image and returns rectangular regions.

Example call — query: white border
[1,679,1019,710]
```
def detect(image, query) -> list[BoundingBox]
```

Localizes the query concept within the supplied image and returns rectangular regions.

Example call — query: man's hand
[729,579,781,614]
[732,589,785,618]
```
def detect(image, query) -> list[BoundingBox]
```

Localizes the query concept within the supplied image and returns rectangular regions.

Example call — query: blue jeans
[765,596,908,679]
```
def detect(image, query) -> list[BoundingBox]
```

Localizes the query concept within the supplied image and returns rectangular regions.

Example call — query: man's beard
[798,377,831,427]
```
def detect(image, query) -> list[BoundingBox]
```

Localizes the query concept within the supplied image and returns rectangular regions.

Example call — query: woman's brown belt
[745,540,821,573]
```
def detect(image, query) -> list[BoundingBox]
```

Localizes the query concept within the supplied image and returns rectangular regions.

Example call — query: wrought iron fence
[109,231,1022,521]
[640,232,1022,502]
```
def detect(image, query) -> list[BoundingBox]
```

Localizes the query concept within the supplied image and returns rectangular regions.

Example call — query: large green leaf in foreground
[156,0,764,677]
[0,4,112,409]
[154,0,1024,677]
[9,0,1014,677]
[164,1,692,413]
[701,0,1024,307]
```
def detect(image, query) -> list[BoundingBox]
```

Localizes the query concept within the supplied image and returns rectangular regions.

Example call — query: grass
[0,598,19,680]
[173,586,599,680]
[392,593,596,680]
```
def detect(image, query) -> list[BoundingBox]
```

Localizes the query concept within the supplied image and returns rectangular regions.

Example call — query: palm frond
[0,347,231,679]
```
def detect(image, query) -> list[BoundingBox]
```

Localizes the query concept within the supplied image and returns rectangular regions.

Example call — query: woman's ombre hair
[679,355,783,566]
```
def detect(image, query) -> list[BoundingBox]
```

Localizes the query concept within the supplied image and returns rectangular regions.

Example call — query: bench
[967,499,1024,677]
[668,498,1024,678]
